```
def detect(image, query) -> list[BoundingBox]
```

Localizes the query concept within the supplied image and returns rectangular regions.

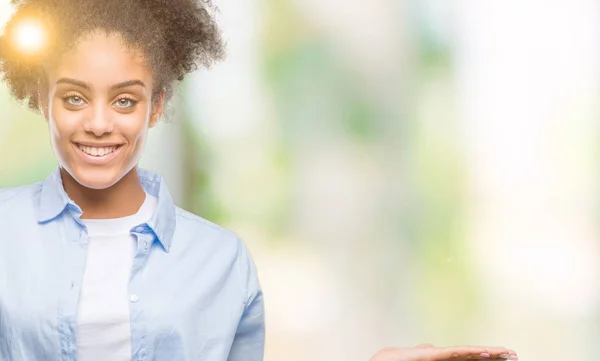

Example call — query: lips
[76,144,121,157]
[73,142,124,164]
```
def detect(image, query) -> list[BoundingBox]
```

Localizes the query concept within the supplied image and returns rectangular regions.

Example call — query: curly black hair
[0,0,226,111]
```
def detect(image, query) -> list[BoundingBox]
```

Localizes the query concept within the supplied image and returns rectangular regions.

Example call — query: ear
[149,89,165,128]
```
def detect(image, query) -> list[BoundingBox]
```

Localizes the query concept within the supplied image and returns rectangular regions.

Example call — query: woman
[0,0,519,360]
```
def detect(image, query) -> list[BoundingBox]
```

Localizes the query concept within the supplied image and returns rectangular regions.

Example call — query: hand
[370,343,519,361]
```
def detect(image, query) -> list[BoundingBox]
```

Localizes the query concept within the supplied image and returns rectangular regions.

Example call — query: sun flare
[11,18,47,55]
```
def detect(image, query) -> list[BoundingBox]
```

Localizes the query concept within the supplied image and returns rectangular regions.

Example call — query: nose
[83,104,113,136]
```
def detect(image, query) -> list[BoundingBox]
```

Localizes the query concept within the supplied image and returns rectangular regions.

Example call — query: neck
[60,167,146,219]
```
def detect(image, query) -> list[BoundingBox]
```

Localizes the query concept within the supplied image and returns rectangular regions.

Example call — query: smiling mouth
[76,143,123,157]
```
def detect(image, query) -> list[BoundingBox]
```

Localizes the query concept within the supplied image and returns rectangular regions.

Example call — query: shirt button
[135,226,145,233]
[144,241,149,250]
[130,294,139,303]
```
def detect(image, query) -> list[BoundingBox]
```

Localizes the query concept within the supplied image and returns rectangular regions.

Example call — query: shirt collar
[36,167,177,252]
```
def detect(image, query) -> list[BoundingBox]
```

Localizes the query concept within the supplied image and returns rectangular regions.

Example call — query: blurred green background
[1,1,598,360]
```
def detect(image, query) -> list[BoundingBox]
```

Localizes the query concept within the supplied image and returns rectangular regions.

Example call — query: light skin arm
[370,343,519,361]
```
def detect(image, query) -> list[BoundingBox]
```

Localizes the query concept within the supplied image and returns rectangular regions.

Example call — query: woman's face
[42,32,163,190]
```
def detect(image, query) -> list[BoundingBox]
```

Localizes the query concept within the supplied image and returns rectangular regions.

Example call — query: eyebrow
[56,78,90,90]
[55,78,146,90]
[111,80,146,90]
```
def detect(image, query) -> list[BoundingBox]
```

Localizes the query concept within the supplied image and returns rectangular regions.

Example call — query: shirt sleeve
[227,240,265,361]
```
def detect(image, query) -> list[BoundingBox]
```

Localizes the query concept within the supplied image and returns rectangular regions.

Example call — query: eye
[114,97,137,109]
[64,95,85,106]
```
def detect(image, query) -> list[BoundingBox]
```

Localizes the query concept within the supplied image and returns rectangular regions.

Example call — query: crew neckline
[82,193,157,236]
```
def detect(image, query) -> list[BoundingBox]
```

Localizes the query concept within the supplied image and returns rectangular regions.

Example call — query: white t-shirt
[76,193,157,361]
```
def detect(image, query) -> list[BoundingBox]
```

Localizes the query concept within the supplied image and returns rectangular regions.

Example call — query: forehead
[45,31,153,88]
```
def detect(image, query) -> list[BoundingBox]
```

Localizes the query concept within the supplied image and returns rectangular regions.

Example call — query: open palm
[370,343,518,361]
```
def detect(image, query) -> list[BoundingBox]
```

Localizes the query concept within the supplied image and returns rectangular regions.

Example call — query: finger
[431,346,490,360]
[496,353,519,361]
[480,347,518,360]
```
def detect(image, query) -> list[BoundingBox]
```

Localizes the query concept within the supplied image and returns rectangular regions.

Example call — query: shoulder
[173,206,243,252]
[0,182,43,226]
[175,207,250,261]
[0,182,42,208]
[174,207,250,257]
[172,207,260,287]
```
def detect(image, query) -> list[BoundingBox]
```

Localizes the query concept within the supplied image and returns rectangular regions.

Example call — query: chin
[67,165,128,190]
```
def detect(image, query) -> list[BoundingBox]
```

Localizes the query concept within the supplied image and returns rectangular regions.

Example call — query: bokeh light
[10,18,46,55]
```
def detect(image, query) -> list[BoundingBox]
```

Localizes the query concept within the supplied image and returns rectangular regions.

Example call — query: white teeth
[77,144,118,157]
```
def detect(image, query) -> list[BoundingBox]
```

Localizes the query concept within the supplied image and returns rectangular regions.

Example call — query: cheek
[119,111,151,140]
[48,112,73,141]
[49,106,79,141]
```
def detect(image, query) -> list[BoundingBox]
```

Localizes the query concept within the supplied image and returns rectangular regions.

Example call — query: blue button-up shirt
[0,168,265,361]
